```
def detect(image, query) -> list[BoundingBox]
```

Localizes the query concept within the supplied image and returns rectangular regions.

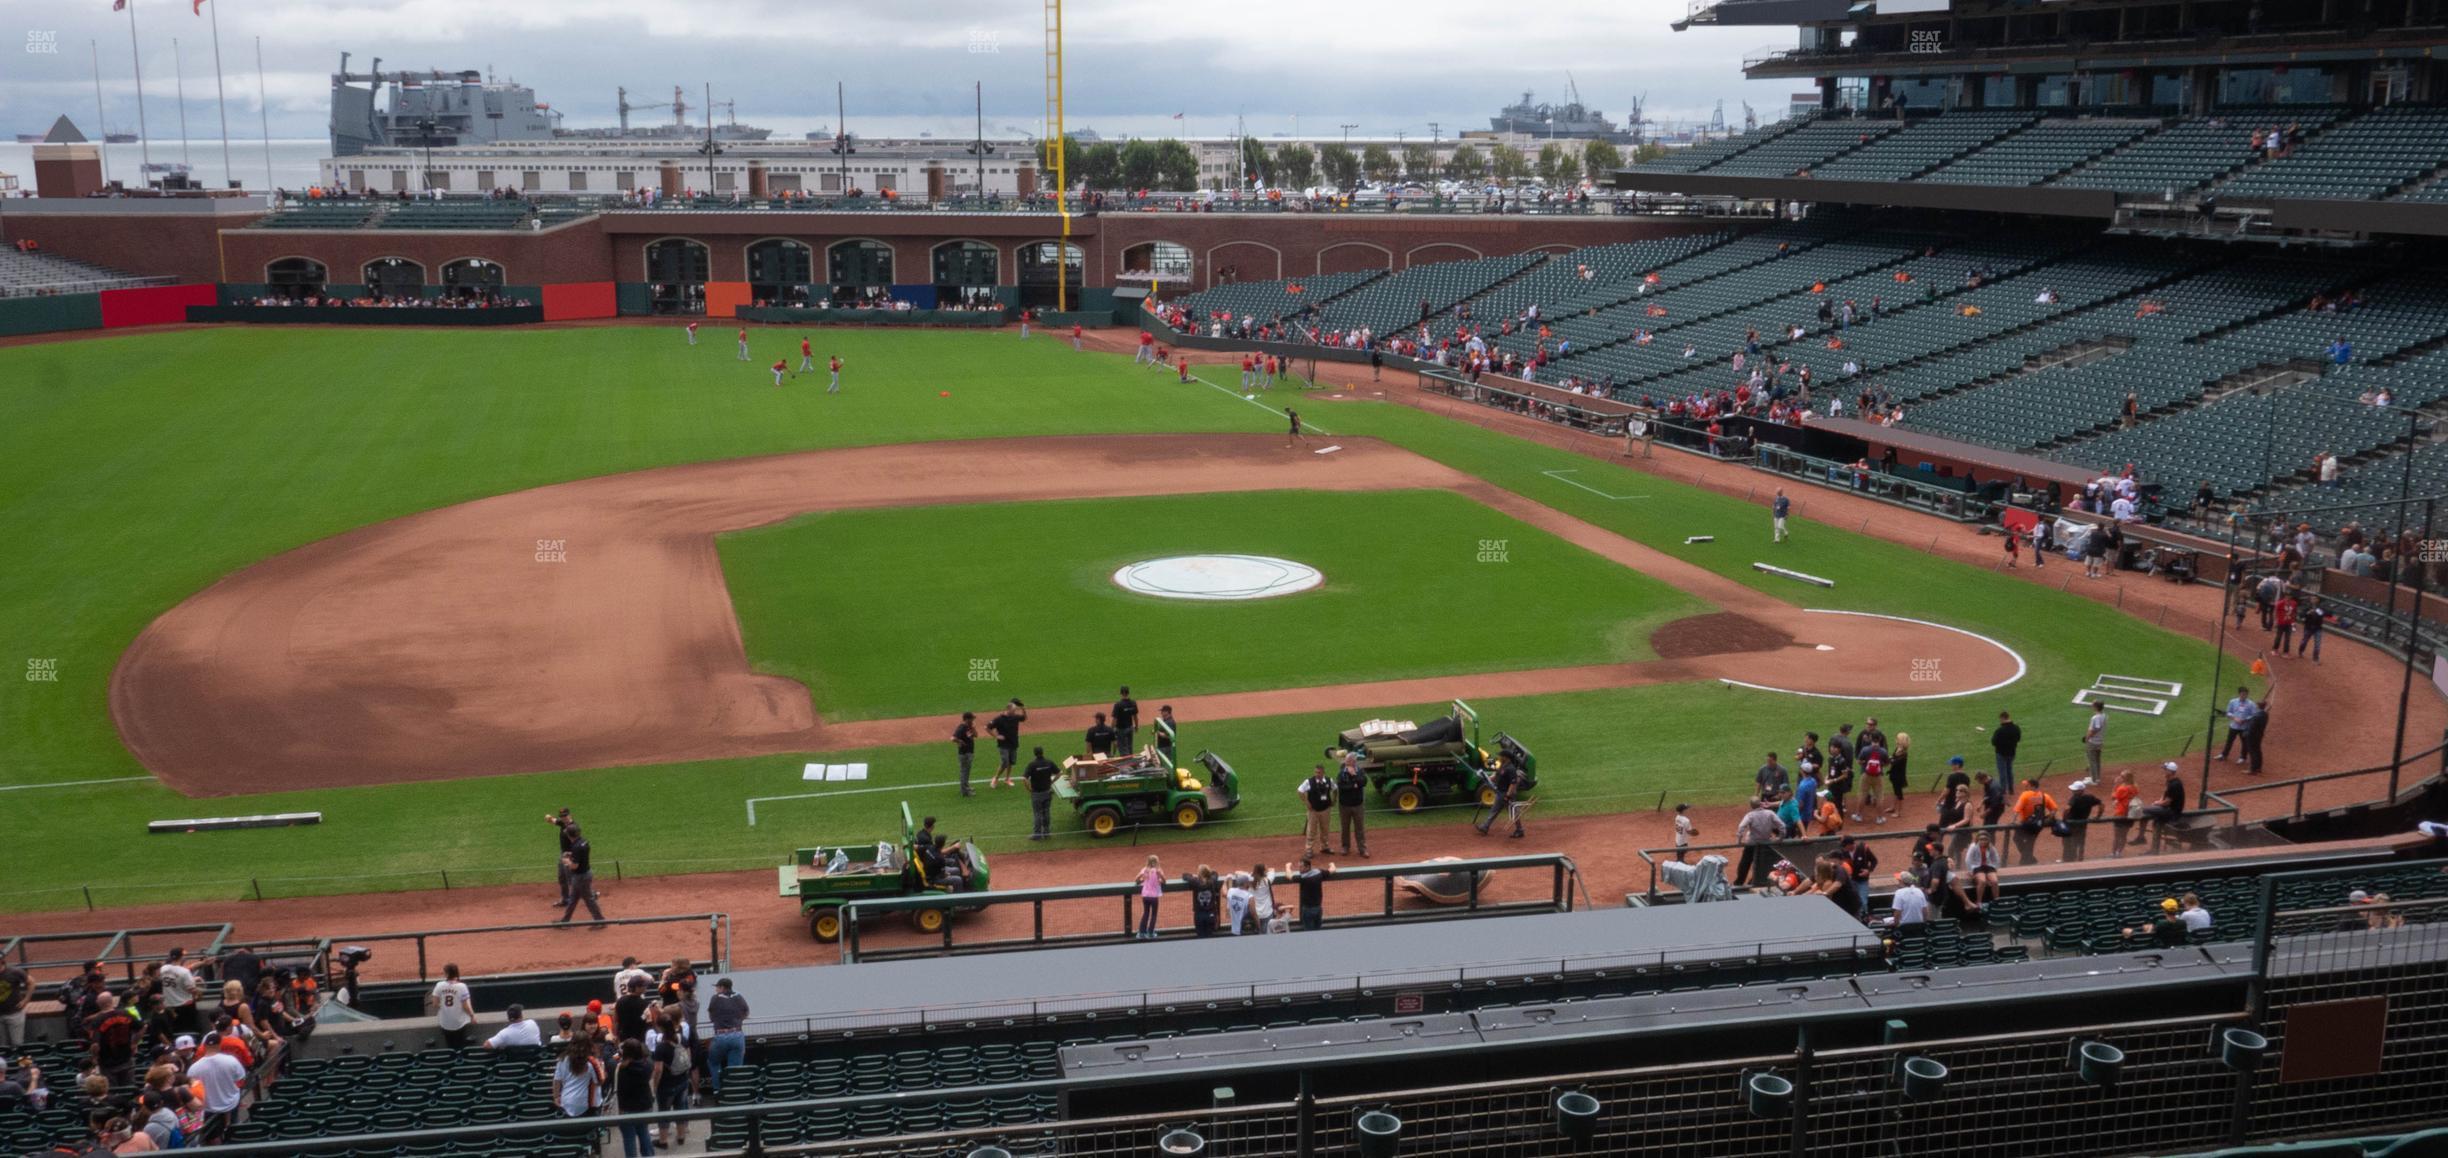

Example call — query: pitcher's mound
[1652,611,1796,659]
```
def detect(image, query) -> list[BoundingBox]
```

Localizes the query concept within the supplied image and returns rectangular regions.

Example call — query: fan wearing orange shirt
[2109,771,2140,857]
[2010,779,2060,866]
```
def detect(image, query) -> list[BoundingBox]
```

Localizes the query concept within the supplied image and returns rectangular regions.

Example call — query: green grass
[0,327,2237,913]
[719,489,1702,719]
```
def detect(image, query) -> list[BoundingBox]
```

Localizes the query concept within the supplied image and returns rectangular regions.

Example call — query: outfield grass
[0,327,2236,912]
[720,489,1702,719]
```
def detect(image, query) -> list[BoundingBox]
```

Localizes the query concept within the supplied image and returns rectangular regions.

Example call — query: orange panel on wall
[702,281,753,319]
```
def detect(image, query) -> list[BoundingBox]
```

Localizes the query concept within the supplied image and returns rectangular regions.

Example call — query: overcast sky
[1,0,1799,143]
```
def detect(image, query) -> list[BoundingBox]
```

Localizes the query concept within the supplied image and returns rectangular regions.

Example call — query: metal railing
[1754,442,1996,522]
[1415,368,1637,436]
[1637,807,2244,902]
[2203,732,2448,823]
[839,852,1583,962]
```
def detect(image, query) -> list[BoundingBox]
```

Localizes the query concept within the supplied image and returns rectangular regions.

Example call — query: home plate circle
[1113,555,1324,601]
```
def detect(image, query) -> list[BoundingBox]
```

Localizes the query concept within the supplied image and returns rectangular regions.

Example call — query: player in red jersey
[798,337,815,373]
[736,326,751,362]
[827,355,844,394]
[770,359,787,387]
[685,321,699,346]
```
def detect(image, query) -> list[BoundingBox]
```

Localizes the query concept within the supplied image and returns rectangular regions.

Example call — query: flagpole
[254,35,273,197]
[174,36,191,170]
[91,39,113,183]
[126,0,153,173]
[206,0,233,189]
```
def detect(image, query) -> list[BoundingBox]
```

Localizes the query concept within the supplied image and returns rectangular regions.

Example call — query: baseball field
[0,323,2233,914]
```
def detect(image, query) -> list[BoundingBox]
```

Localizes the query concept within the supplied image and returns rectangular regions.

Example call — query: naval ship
[1489,81,1624,140]
[327,55,770,156]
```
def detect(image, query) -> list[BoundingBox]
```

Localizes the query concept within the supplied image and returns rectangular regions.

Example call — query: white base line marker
[0,775,156,793]
[1314,445,1343,455]
[748,779,962,826]
[1541,469,1648,500]
[1184,370,1334,436]
[1718,609,2029,702]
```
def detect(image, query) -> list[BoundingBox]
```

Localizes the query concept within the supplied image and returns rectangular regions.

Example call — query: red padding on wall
[541,281,618,322]
[98,283,218,328]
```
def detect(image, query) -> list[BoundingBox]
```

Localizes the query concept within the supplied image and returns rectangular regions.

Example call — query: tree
[1076,141,1122,190]
[1318,143,1361,189]
[1402,144,1436,178]
[1536,143,1572,186]
[1118,139,1163,189]
[1581,139,1622,180]
[1361,143,1399,183]
[1632,141,1668,165]
[1037,135,1075,181]
[1273,142,1317,189]
[1489,143,1529,182]
[1154,139,1199,191]
[1445,144,1486,182]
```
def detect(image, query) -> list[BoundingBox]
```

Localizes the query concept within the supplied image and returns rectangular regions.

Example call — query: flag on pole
[1170,112,1184,120]
[114,0,127,9]
[193,0,205,12]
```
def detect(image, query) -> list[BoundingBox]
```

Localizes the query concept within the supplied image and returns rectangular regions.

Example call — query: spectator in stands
[486,1004,542,1051]
[1889,731,1912,806]
[1840,835,1878,915]
[0,958,27,1049]
[2107,770,2141,858]
[426,963,474,1048]
[647,1007,694,1147]
[2061,779,2101,863]
[188,1034,247,1144]
[1288,856,1334,931]
[86,993,138,1088]
[614,977,652,1045]
[705,978,749,1092]
[553,1035,603,1121]
[2123,898,2192,946]
[1735,798,1780,888]
[2010,779,2060,867]
[157,950,200,1034]
[2219,688,2260,761]
[1886,872,1929,933]
[1187,865,1222,937]
[1960,831,2001,911]
[1937,781,1973,862]
[2140,761,2187,846]
[1134,856,1166,940]
[607,1037,656,1157]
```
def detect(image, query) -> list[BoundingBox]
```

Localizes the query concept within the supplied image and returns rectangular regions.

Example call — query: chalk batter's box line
[2073,688,2172,716]
[2095,674,2185,697]
[746,779,963,826]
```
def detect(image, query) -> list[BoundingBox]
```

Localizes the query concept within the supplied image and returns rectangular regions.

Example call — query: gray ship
[328,55,769,156]
[1489,76,1623,140]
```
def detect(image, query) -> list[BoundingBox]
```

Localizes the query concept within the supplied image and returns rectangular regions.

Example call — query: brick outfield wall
[0,209,259,285]
[205,211,1729,292]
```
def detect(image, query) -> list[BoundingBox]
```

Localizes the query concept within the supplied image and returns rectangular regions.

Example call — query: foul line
[1717,609,2029,702]
[1542,469,1648,500]
[1181,369,1335,436]
[747,779,963,826]
[0,775,155,793]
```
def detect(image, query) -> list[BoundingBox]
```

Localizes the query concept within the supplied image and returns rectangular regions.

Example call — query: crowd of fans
[236,292,534,309]
[1,945,318,1151]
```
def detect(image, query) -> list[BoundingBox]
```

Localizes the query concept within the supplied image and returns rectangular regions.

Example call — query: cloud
[0,0,1795,141]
